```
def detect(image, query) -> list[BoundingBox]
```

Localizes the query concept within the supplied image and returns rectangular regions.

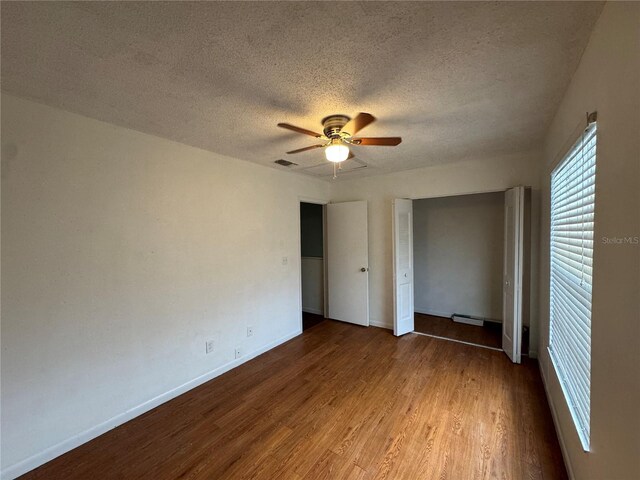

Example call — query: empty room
[1,2,638,480]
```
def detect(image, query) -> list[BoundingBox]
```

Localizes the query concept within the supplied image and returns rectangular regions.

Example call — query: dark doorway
[300,202,325,330]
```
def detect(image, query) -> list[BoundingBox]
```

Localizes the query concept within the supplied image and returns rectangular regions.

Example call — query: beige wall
[538,3,640,479]
[330,150,541,354]
[413,192,505,321]
[0,94,330,478]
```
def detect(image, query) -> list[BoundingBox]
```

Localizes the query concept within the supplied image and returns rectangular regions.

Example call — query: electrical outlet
[206,340,215,354]
[247,326,254,337]
[235,347,242,359]
[282,256,288,265]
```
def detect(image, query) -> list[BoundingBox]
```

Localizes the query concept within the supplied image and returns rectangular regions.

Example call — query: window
[549,120,597,451]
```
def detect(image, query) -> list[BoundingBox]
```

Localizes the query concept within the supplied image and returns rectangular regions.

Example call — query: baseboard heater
[452,314,485,327]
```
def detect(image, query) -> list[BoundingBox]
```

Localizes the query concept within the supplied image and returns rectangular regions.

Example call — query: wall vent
[274,159,297,167]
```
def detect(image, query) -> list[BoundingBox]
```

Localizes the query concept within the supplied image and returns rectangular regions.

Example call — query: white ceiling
[1,2,603,179]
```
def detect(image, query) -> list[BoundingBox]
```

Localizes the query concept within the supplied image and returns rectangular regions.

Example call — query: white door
[503,186,524,363]
[393,199,414,336]
[327,201,369,326]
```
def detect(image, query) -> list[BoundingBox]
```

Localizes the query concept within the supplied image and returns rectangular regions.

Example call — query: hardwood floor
[414,313,503,349]
[20,321,566,480]
[414,313,530,353]
[302,311,326,331]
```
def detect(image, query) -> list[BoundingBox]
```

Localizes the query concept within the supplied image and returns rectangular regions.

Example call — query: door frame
[408,187,508,202]
[298,197,329,333]
[397,187,529,357]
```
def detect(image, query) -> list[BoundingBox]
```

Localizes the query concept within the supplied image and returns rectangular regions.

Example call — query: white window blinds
[549,121,597,451]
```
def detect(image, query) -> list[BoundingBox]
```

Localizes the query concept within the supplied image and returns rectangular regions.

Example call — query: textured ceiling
[1,1,603,179]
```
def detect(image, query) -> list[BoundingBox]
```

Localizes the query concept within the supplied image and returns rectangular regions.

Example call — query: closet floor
[414,313,504,349]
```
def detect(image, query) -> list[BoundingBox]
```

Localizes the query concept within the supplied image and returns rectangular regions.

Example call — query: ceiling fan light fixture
[277,112,401,171]
[325,141,350,163]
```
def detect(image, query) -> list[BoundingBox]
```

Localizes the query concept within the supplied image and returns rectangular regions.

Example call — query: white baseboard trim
[414,307,451,318]
[369,319,393,330]
[452,315,484,327]
[538,359,574,480]
[415,308,503,325]
[1,329,302,480]
[302,307,323,315]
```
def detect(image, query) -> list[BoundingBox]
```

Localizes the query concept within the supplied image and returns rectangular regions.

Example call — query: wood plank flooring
[302,311,326,331]
[20,320,566,480]
[414,313,503,349]
[414,313,531,353]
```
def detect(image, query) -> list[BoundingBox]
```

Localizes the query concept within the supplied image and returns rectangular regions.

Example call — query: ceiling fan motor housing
[321,114,351,139]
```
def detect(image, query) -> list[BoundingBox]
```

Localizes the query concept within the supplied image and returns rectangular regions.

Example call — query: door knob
[361,267,368,272]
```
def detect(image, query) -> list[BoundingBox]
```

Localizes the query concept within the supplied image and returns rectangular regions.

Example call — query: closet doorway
[392,188,531,362]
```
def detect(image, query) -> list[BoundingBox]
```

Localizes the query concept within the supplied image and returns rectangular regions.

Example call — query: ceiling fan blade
[286,144,324,154]
[278,123,323,138]
[342,113,376,136]
[352,137,402,146]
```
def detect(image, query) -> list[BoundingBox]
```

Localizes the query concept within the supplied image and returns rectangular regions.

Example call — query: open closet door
[393,199,414,336]
[327,201,369,326]
[503,186,524,363]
